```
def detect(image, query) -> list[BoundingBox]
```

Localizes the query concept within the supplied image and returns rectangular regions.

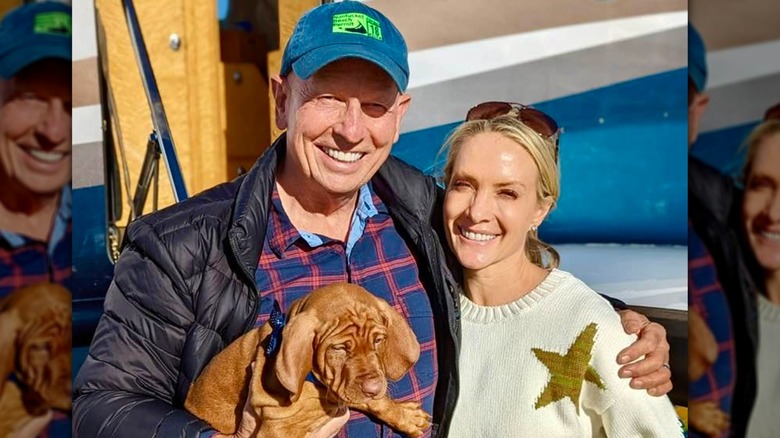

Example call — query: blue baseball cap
[0,2,71,80]
[688,23,707,92]
[280,1,409,91]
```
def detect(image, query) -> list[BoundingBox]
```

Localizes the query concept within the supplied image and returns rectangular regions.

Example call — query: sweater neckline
[459,269,568,324]
[758,294,780,323]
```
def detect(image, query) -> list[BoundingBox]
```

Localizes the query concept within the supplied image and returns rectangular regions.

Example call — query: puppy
[185,283,431,437]
[0,283,72,435]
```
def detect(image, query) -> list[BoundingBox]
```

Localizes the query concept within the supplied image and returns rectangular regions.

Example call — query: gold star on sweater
[532,322,605,414]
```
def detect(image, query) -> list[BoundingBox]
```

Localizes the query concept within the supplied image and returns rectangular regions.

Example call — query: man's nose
[35,98,69,147]
[333,98,366,144]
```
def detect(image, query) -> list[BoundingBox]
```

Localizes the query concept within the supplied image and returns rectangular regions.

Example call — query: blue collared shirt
[298,184,379,258]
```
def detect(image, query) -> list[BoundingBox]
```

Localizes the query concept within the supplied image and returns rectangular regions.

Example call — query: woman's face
[444,132,549,273]
[743,132,780,274]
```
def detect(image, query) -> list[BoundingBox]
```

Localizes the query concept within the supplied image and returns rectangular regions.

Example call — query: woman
[741,119,780,438]
[441,103,683,437]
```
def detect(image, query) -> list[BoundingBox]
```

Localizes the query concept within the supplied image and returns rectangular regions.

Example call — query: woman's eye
[498,190,518,199]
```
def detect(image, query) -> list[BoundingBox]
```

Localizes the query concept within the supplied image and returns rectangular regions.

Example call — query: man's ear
[392,93,412,143]
[271,75,289,131]
[688,92,710,146]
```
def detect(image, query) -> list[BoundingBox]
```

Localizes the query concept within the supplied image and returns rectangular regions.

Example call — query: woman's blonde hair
[438,114,561,269]
[741,120,780,184]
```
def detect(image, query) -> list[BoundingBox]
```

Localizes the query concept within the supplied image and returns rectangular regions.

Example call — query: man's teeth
[324,148,363,163]
[28,149,66,163]
[461,228,497,242]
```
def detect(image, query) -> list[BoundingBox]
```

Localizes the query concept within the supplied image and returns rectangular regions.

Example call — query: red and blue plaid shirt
[0,186,72,437]
[253,183,437,437]
[689,224,735,438]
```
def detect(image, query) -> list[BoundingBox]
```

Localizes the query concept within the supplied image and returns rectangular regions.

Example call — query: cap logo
[34,12,71,36]
[332,13,382,41]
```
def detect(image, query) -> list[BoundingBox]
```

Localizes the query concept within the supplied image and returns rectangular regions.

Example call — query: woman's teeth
[460,227,497,241]
[759,230,780,241]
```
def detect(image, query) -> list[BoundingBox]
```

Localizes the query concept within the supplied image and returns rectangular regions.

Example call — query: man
[0,2,72,437]
[687,23,758,438]
[74,3,671,437]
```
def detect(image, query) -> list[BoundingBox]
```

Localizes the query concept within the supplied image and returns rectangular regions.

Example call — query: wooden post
[267,0,319,141]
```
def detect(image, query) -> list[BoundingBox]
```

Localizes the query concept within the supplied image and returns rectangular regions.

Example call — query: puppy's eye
[330,344,347,352]
[374,336,385,345]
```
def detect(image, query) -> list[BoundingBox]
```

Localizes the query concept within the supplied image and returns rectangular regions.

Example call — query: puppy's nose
[359,373,384,398]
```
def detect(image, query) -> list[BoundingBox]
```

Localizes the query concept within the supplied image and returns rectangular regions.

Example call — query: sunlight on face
[444,132,548,273]
[277,58,410,201]
[743,132,780,274]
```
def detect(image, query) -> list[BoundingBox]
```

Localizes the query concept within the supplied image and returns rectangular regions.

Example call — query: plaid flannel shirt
[688,224,735,438]
[0,185,72,437]
[251,183,437,438]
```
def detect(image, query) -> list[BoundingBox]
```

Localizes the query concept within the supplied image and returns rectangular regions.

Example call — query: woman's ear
[534,196,554,227]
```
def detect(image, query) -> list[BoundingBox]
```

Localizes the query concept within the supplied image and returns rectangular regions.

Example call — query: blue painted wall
[393,69,688,245]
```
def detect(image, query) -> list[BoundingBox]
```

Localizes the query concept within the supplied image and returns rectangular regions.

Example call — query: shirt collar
[266,183,382,258]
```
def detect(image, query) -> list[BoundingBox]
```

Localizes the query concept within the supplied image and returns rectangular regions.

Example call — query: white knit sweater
[746,294,780,438]
[448,269,684,438]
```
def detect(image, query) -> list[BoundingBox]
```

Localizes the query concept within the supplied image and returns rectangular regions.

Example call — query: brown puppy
[185,283,431,437]
[0,283,72,435]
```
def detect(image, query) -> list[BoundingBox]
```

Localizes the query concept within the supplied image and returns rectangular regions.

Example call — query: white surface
[407,11,687,89]
[556,243,687,311]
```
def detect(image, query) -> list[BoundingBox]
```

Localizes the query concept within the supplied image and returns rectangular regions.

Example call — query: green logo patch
[34,12,71,36]
[332,13,382,41]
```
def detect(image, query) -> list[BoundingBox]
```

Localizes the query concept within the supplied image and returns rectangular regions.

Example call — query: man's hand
[9,410,52,438]
[616,309,672,396]
[689,400,729,437]
[689,308,718,381]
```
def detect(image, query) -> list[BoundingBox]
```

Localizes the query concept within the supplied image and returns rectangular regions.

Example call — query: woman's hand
[616,309,672,396]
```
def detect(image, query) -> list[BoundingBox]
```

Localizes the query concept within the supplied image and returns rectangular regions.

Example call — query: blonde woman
[441,103,683,437]
[740,119,780,438]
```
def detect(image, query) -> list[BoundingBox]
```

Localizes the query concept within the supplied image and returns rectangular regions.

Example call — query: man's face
[273,58,410,199]
[0,59,71,197]
[688,91,709,147]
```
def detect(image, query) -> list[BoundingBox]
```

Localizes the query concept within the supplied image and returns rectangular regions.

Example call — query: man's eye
[362,103,389,118]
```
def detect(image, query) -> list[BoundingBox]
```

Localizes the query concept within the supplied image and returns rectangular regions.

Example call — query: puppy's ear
[274,306,317,403]
[0,308,21,396]
[379,302,420,381]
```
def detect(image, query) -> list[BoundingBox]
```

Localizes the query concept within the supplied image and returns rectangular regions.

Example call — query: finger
[313,407,350,438]
[626,366,671,392]
[645,379,673,397]
[617,323,667,365]
[620,347,668,379]
[618,309,650,334]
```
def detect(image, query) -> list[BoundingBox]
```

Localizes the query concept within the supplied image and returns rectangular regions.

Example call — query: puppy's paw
[390,401,431,438]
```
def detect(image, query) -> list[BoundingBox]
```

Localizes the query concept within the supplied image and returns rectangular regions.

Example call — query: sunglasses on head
[765,102,780,121]
[465,101,561,149]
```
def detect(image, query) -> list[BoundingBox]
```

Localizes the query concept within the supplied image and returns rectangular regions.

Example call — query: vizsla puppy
[0,283,72,436]
[185,283,431,437]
